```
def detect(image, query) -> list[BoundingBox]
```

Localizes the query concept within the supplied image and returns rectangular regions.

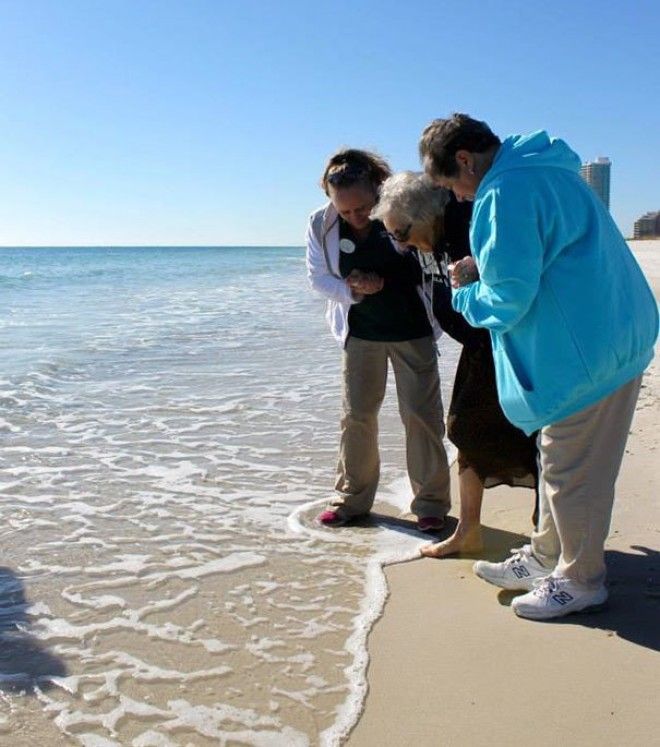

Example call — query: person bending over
[372,171,539,557]
[305,149,451,530]
[419,113,658,620]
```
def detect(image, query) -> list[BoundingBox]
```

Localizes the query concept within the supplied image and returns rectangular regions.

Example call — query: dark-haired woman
[305,149,451,529]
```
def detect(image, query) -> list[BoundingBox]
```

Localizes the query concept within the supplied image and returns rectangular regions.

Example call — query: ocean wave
[0,247,460,745]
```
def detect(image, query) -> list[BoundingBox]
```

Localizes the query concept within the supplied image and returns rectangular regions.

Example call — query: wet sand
[348,240,660,746]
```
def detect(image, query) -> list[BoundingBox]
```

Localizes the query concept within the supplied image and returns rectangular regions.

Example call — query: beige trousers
[531,375,643,589]
[332,335,451,518]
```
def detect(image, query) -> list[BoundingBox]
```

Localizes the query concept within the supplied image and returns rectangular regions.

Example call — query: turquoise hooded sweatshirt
[452,131,658,435]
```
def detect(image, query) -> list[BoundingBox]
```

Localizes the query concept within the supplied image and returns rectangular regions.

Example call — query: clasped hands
[346,260,477,296]
[347,269,384,296]
[448,256,479,288]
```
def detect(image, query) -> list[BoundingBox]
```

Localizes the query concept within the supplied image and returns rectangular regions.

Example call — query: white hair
[371,171,450,229]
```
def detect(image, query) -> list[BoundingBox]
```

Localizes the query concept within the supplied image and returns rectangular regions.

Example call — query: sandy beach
[348,240,660,746]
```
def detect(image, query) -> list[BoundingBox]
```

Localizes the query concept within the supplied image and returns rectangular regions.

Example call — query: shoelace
[532,576,561,597]
[508,545,532,563]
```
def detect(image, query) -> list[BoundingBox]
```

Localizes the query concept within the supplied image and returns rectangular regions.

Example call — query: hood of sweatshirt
[479,131,582,194]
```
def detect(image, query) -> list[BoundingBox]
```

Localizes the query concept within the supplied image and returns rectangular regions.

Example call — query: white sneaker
[473,545,550,591]
[512,576,608,620]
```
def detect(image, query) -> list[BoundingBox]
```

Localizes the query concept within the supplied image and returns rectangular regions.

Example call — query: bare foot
[420,526,483,558]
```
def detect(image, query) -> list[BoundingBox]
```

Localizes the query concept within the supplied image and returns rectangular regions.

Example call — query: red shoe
[418,516,446,532]
[317,508,352,527]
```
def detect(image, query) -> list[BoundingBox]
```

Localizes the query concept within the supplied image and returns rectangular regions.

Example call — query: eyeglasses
[326,165,369,188]
[386,223,413,243]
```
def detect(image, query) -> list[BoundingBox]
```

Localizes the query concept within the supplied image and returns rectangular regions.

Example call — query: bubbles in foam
[0,247,460,745]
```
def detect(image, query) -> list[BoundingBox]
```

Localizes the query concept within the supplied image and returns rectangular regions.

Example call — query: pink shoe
[317,508,352,527]
[418,516,446,532]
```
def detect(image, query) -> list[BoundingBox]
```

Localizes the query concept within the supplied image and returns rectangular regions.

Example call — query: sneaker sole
[319,517,351,527]
[418,519,446,533]
[512,598,609,620]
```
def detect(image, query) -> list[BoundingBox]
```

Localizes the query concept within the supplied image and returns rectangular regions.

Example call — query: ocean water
[0,246,460,746]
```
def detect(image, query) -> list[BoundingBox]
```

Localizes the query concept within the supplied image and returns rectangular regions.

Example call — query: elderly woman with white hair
[371,172,539,557]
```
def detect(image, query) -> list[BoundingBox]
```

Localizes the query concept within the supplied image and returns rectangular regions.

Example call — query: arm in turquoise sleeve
[451,187,544,333]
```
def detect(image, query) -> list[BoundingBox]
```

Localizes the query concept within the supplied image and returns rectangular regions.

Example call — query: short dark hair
[419,113,500,178]
[320,148,392,196]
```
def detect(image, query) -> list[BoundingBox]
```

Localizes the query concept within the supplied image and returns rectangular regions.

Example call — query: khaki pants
[332,335,451,518]
[531,375,642,589]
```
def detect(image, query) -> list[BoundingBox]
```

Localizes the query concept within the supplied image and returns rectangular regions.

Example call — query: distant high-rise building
[580,157,611,210]
[633,211,660,239]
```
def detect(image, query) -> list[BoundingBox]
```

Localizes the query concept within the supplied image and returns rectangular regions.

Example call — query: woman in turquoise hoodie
[420,113,658,621]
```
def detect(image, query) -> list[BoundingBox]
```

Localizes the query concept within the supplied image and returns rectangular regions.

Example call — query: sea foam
[0,246,460,745]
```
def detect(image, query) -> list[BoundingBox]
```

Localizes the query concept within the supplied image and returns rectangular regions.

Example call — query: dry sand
[348,240,660,747]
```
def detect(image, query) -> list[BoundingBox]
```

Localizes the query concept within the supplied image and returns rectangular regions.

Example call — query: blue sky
[0,0,657,245]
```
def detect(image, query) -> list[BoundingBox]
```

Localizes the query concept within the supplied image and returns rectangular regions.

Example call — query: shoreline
[347,241,659,746]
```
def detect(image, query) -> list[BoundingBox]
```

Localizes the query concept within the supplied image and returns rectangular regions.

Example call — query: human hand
[347,270,384,296]
[448,257,479,288]
[360,272,384,295]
